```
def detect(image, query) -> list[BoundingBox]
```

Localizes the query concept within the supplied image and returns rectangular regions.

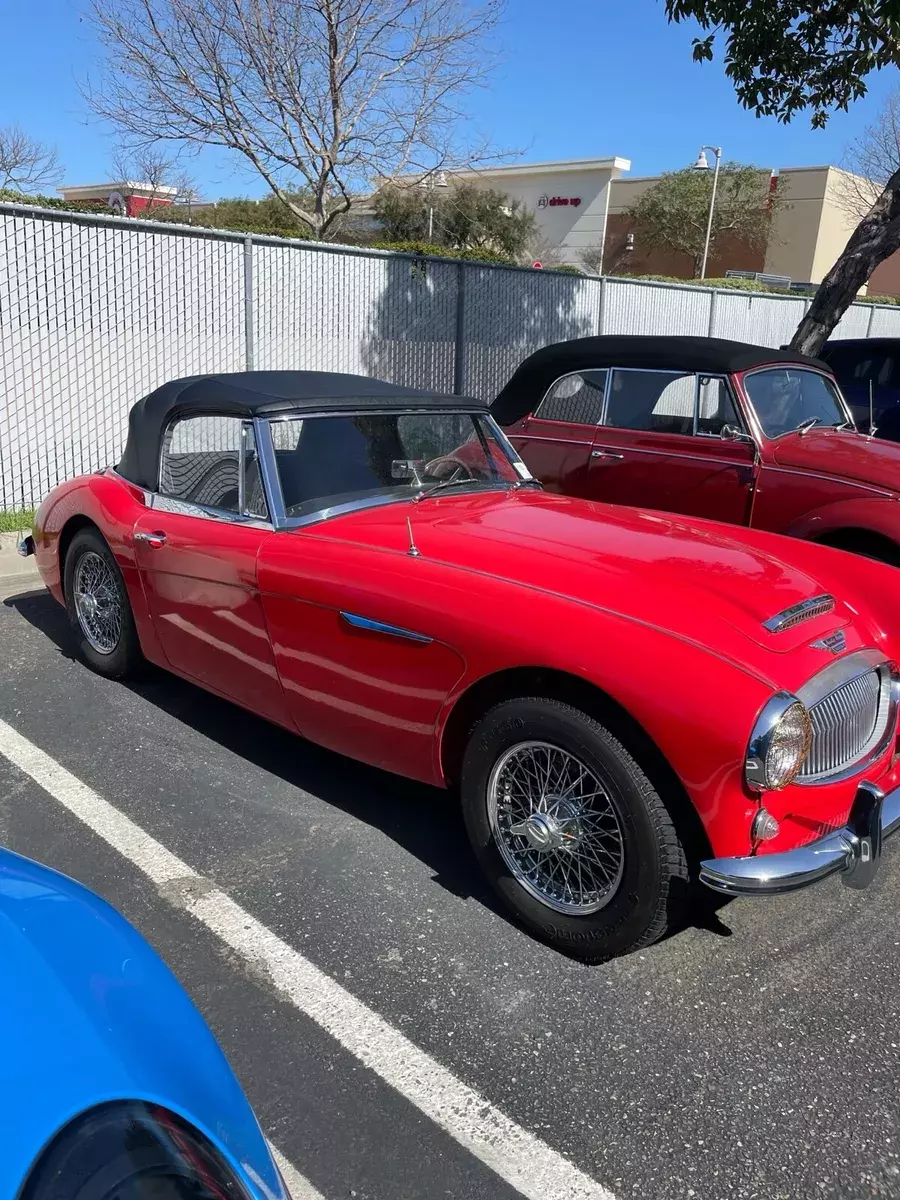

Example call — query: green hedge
[0,508,35,533]
[0,188,110,215]
[615,272,900,305]
[369,240,514,265]
[619,273,793,294]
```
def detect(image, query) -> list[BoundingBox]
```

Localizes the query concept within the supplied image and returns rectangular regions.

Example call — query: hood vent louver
[762,594,836,634]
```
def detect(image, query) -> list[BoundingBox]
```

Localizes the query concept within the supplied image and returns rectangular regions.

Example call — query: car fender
[0,847,283,1199]
[783,495,900,547]
[430,577,773,859]
[33,473,166,667]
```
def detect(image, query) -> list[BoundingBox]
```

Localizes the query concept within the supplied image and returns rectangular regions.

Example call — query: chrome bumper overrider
[700,782,900,896]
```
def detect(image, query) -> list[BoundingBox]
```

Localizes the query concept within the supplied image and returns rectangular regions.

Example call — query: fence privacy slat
[3,203,900,508]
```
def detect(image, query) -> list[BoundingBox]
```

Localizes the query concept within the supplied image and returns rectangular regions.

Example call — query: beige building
[449,157,898,295]
[458,157,632,265]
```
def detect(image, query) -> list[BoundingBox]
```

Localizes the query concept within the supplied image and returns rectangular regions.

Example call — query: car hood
[0,848,282,1197]
[771,428,900,492]
[323,491,875,668]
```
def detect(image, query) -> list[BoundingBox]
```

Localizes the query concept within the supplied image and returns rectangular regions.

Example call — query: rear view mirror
[720,424,751,443]
[391,459,424,480]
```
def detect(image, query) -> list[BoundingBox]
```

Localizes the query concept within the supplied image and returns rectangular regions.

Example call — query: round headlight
[745,693,812,792]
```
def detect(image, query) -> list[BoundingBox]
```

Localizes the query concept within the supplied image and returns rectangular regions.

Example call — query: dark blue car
[819,338,900,440]
[0,846,287,1199]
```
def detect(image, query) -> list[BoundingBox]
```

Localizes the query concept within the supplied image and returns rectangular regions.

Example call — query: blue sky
[2,0,898,197]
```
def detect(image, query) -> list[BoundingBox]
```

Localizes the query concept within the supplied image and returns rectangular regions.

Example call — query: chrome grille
[800,668,887,781]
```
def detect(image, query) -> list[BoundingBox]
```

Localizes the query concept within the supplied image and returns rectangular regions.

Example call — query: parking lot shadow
[7,589,733,954]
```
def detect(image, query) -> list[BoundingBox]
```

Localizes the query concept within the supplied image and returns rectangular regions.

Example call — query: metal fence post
[598,276,606,335]
[708,289,719,337]
[866,304,876,337]
[453,261,467,395]
[243,237,255,370]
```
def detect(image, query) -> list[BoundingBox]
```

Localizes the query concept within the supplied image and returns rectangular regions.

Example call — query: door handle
[134,530,167,548]
[591,450,624,461]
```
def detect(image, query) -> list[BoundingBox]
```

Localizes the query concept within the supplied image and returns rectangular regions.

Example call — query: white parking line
[268,1145,327,1200]
[0,716,616,1200]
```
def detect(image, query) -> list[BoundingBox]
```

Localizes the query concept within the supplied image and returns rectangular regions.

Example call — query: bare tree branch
[0,125,62,193]
[82,0,508,236]
[835,91,900,223]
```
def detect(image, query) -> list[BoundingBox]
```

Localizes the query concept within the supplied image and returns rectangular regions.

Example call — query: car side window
[159,415,268,519]
[605,370,696,435]
[697,377,742,436]
[534,371,607,425]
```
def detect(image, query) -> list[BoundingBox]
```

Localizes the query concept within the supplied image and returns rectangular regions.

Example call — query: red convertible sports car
[495,335,900,566]
[21,370,900,961]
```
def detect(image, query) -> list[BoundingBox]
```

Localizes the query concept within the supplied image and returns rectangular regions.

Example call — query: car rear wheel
[64,528,142,679]
[460,697,688,962]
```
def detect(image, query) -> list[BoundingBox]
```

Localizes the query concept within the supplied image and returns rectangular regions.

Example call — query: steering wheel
[424,454,476,482]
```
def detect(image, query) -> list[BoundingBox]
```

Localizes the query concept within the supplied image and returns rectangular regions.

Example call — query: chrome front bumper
[700,781,900,896]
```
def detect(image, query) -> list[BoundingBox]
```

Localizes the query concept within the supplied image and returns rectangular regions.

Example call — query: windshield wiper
[831,419,856,431]
[797,417,820,435]
[413,476,494,502]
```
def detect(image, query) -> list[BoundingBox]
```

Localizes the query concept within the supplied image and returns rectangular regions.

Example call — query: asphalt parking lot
[2,578,900,1200]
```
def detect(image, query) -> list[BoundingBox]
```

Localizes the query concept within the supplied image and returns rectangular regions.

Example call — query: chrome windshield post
[253,416,289,529]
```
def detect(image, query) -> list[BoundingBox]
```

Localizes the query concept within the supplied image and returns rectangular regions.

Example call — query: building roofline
[58,181,179,199]
[456,156,631,176]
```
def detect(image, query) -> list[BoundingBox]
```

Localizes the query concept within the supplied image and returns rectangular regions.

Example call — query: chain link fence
[3,198,899,509]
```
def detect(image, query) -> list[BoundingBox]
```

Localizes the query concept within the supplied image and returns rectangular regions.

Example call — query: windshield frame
[254,407,532,530]
[739,365,857,442]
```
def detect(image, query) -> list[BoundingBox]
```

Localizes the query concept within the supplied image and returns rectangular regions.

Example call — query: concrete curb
[0,531,40,585]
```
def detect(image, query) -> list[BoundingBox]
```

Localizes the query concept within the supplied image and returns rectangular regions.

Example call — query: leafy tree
[625,163,776,277]
[83,0,506,239]
[665,0,900,353]
[374,181,536,258]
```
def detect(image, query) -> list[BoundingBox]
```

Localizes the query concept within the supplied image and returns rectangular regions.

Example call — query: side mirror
[720,424,751,443]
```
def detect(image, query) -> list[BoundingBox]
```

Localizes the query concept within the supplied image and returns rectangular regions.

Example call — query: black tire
[64,527,143,679]
[820,532,900,567]
[460,697,688,963]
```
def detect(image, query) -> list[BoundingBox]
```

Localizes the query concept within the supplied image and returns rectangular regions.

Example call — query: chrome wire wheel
[73,550,123,655]
[487,740,625,915]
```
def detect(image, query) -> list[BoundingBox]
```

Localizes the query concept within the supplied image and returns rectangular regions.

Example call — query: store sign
[537,195,582,209]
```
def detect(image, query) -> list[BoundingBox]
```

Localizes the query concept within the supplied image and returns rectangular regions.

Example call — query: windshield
[269,411,530,520]
[743,368,851,437]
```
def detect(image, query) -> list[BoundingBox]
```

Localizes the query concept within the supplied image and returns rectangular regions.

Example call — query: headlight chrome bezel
[745,691,813,793]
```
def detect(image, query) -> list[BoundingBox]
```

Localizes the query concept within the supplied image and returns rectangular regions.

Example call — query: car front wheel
[64,527,142,679]
[460,697,689,962]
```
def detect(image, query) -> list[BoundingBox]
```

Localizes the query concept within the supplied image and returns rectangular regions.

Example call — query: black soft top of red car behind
[117,370,487,490]
[491,335,829,426]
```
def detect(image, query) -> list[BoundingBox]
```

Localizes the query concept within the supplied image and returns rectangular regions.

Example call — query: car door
[133,413,291,728]
[585,369,757,525]
[253,412,469,783]
[504,369,607,496]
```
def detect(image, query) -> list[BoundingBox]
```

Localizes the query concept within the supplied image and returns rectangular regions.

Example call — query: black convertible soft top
[117,370,487,490]
[491,335,829,426]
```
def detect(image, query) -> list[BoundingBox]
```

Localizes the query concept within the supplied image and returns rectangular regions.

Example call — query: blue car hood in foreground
[0,847,284,1198]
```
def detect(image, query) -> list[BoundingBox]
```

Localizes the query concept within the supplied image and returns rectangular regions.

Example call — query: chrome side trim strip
[339,611,432,643]
[515,432,595,447]
[700,780,899,896]
[762,593,835,633]
[516,433,754,469]
[759,465,892,498]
